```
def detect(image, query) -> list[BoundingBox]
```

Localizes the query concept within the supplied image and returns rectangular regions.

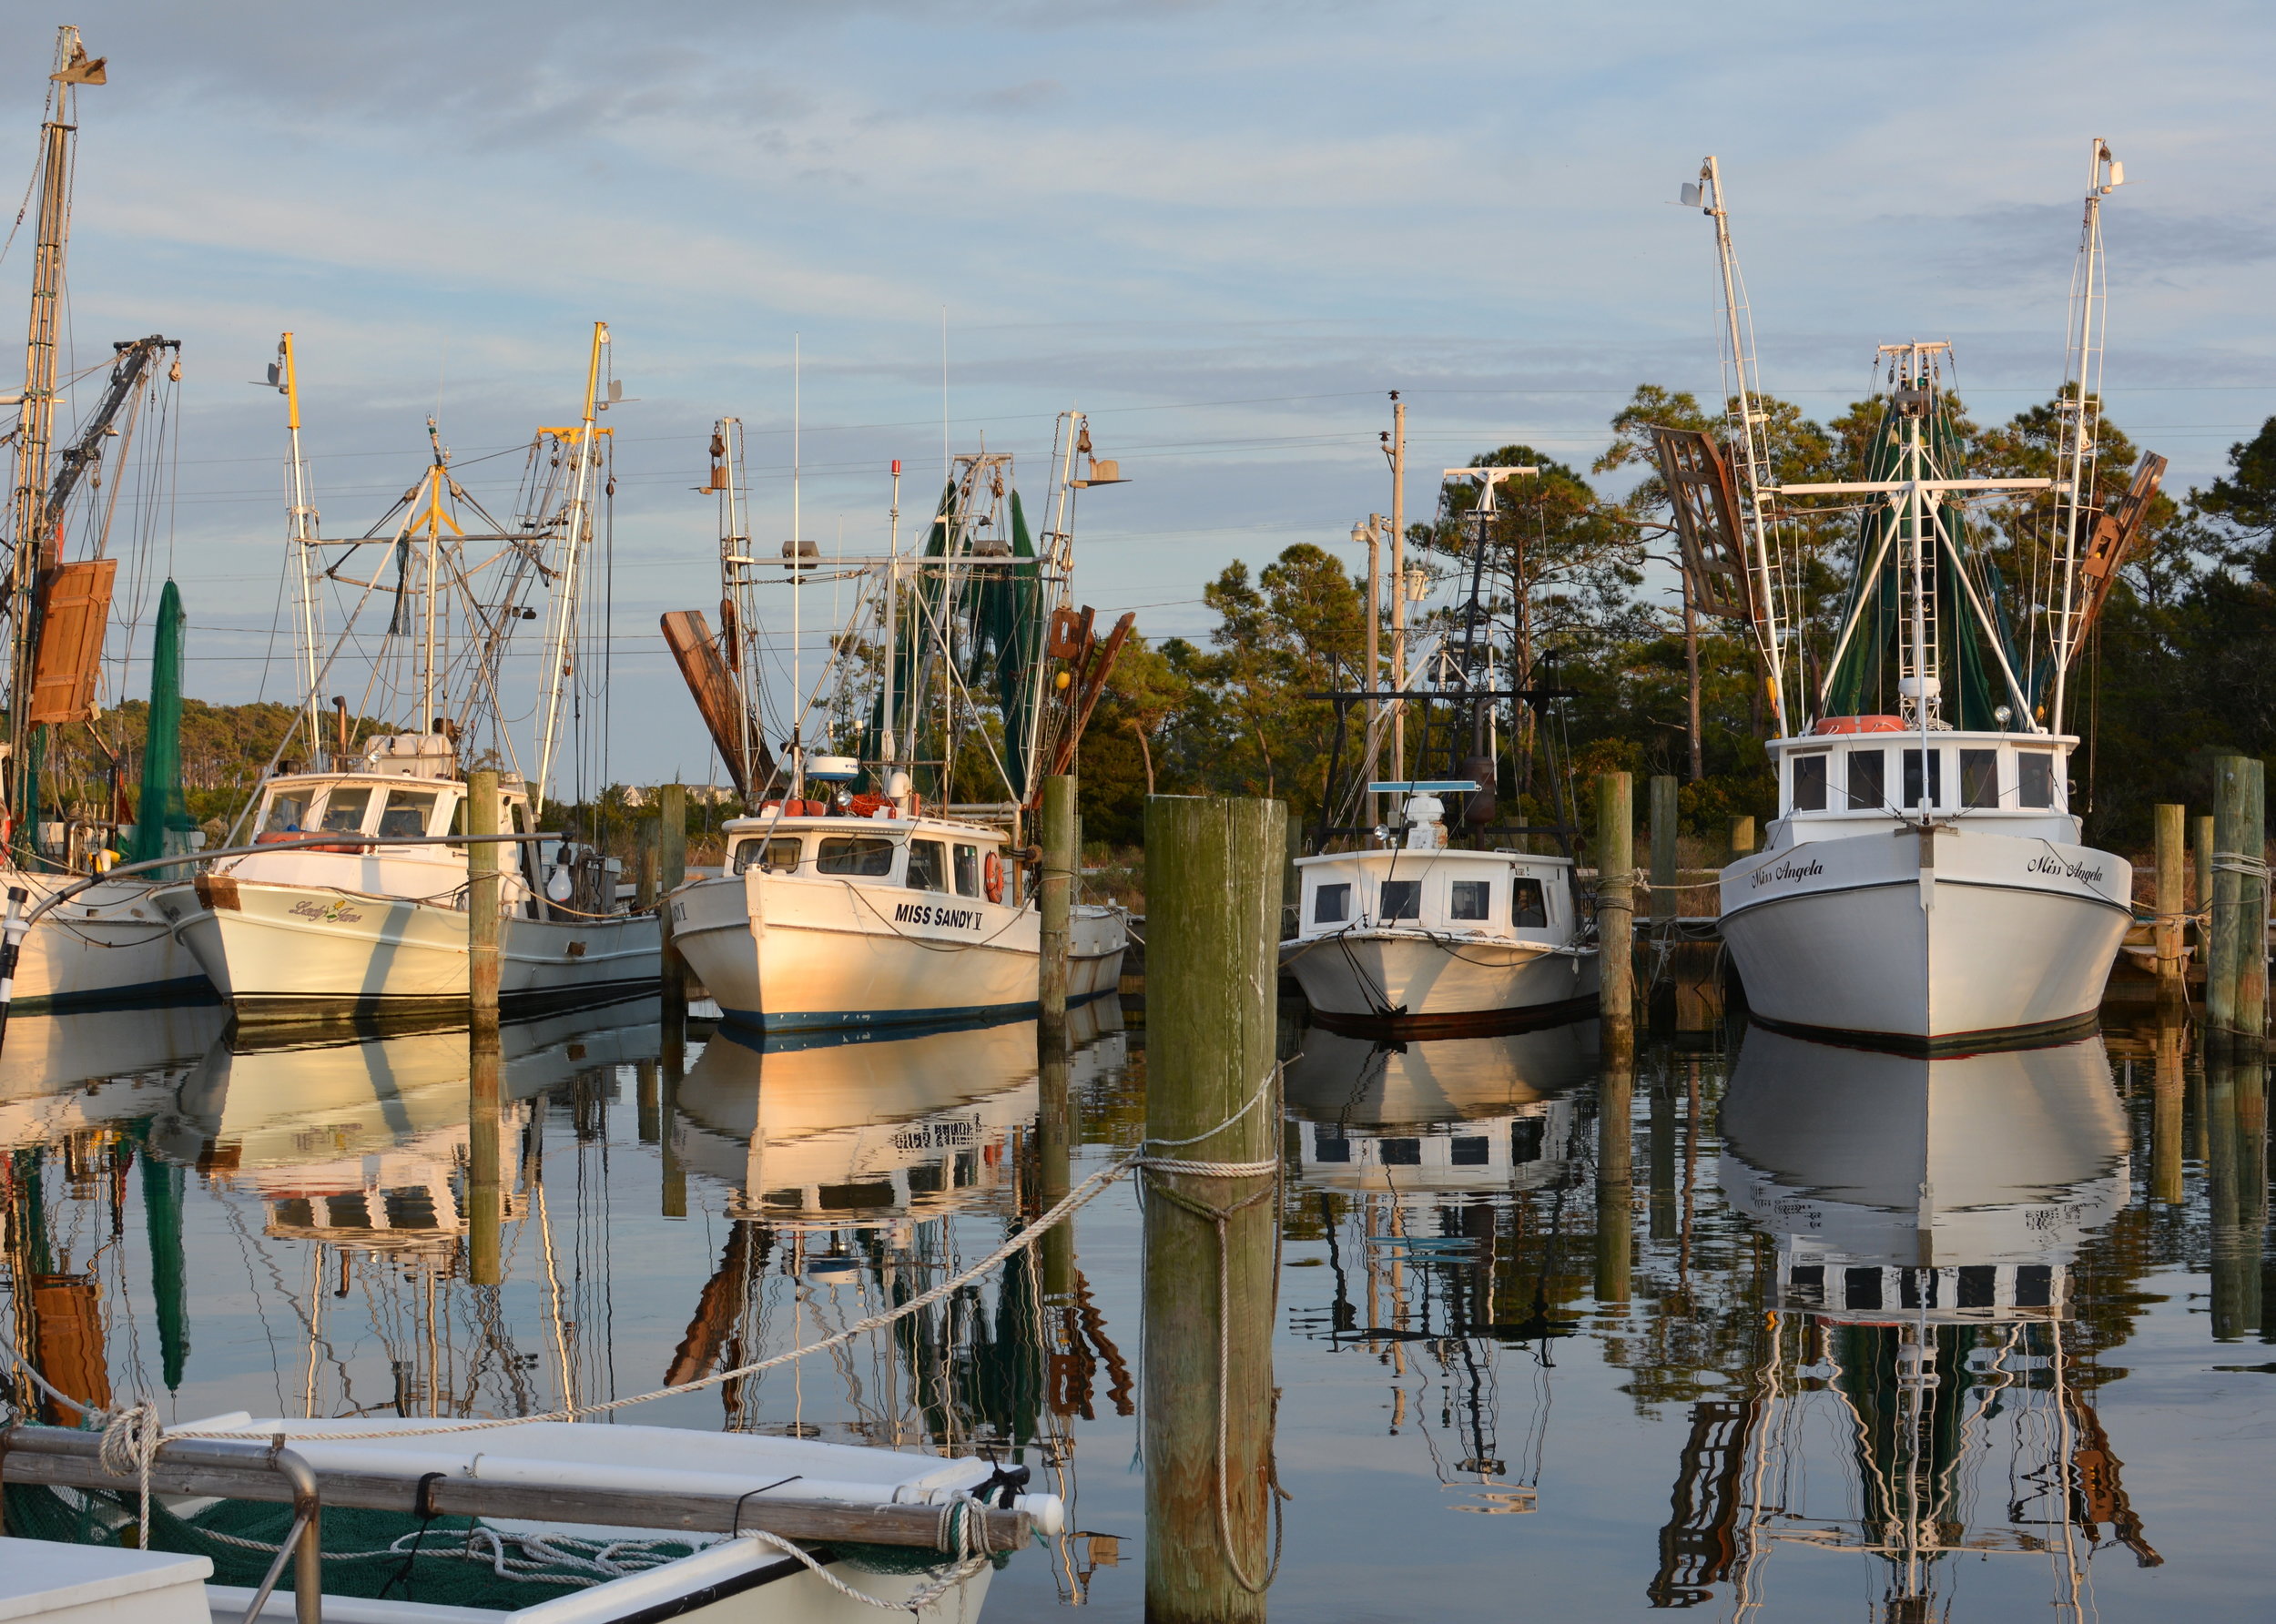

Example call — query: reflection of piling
[467,769,503,1286]
[1649,1061,1677,1242]
[635,1059,660,1144]
[1596,1054,1634,1306]
[1040,774,1076,1044]
[2151,1014,2186,1204]
[1039,1036,1074,1304]
[657,783,688,1030]
[1597,773,1635,1061]
[1143,795,1283,1622]
[2209,1048,2268,1339]
[2155,802,2188,1010]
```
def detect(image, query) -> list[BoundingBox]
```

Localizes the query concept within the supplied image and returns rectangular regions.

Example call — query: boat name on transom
[288,898,367,924]
[892,901,984,930]
[2027,854,2107,885]
[1750,858,1825,890]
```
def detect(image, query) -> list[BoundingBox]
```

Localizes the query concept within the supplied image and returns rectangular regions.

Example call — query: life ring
[983,851,1005,904]
[1811,715,1909,736]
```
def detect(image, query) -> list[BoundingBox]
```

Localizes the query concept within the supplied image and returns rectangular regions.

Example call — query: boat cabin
[1293,848,1575,940]
[722,810,1015,905]
[1769,718,2075,827]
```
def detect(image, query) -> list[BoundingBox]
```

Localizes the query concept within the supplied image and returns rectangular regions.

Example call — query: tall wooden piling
[657,784,688,1028]
[466,769,503,1286]
[1729,815,1755,861]
[1649,775,1678,927]
[2195,813,2217,969]
[1143,795,1284,1623]
[1596,773,1634,1060]
[2209,756,2266,1040]
[2154,803,2187,1008]
[1039,774,1076,1043]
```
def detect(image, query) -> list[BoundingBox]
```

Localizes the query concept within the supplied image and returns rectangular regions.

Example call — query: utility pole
[1382,393,1408,785]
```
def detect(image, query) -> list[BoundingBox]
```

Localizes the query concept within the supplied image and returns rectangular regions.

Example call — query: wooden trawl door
[28,556,117,725]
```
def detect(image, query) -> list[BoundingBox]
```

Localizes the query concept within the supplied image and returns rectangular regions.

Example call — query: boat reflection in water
[1285,1019,1598,1519]
[1673,1023,2149,1619]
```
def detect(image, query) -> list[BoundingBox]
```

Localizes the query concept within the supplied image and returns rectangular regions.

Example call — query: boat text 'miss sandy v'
[1282,785,1599,1035]
[153,325,659,1026]
[664,422,1129,1033]
[1658,150,2157,1047]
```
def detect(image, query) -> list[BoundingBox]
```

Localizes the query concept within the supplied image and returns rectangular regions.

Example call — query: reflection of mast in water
[1285,1021,1597,1517]
[666,1007,1133,1494]
[1668,1025,2153,1619]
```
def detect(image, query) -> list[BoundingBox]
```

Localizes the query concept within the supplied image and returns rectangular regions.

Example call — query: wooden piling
[1596,773,1634,1060]
[1729,815,1755,861]
[2195,813,2216,968]
[1649,775,1678,927]
[2154,802,2187,1008]
[1143,795,1284,1623]
[657,784,688,1028]
[2209,756,2265,1040]
[1040,774,1076,1042]
[466,769,503,1286]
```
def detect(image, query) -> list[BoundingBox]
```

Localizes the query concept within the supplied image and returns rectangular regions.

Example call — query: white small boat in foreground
[1281,787,1598,1034]
[2,1414,1053,1622]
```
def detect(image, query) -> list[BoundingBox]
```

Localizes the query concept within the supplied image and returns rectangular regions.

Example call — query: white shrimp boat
[1661,157,2149,1048]
[154,326,659,1026]
[1281,787,1597,1034]
[673,807,1123,1034]
[663,424,1129,1038]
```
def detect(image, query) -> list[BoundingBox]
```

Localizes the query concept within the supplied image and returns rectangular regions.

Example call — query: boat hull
[1281,930,1600,1035]
[155,878,659,1027]
[672,868,1126,1032]
[5,870,211,1011]
[1719,825,2130,1047]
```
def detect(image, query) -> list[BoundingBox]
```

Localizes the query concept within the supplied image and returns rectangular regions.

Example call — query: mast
[531,321,608,813]
[2049,140,2125,733]
[270,333,327,764]
[883,459,901,767]
[5,30,105,858]
[1688,157,1790,735]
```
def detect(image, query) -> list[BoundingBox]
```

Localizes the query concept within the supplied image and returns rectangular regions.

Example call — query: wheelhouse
[1295,851,1573,939]
[722,813,1014,903]
[1772,722,2071,822]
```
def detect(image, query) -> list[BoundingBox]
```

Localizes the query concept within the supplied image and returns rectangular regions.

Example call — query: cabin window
[907,839,949,892]
[1960,749,1999,808]
[731,837,759,873]
[1379,879,1421,920]
[1511,1118,1546,1164]
[1378,1138,1421,1166]
[757,837,803,873]
[320,787,371,833]
[1791,752,1829,811]
[1314,1134,1351,1163]
[1844,749,1885,810]
[953,844,981,897]
[1844,1268,1884,1311]
[1449,1136,1490,1166]
[818,836,896,878]
[378,788,438,838]
[1511,878,1547,928]
[1313,882,1351,924]
[262,793,311,834]
[2015,1264,2053,1306]
[1449,879,1490,920]
[2017,752,2056,808]
[1902,749,1942,809]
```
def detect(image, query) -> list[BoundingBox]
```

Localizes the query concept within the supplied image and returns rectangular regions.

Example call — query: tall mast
[1690,157,1790,734]
[270,333,326,764]
[882,458,901,767]
[6,30,104,855]
[531,320,607,814]
[2050,139,2124,733]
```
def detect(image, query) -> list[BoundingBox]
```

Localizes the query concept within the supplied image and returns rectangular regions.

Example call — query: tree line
[1072,389,2276,858]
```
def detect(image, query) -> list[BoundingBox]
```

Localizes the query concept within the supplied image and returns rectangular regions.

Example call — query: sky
[5,0,2273,786]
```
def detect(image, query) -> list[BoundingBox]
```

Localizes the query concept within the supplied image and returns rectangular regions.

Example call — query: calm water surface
[0,991,2266,1620]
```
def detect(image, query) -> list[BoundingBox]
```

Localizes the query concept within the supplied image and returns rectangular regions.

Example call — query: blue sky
[6,1,2272,784]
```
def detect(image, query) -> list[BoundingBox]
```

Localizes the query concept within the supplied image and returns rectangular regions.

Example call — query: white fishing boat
[664,423,1128,1035]
[0,32,212,1010]
[1659,155,2150,1047]
[1281,785,1597,1033]
[154,327,659,1026]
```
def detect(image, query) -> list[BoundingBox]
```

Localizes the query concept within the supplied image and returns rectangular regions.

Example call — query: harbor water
[0,985,2265,1620]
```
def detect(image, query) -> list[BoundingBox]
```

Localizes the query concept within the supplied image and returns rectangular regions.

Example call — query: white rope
[735,1495,999,1617]
[97,1403,163,1548]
